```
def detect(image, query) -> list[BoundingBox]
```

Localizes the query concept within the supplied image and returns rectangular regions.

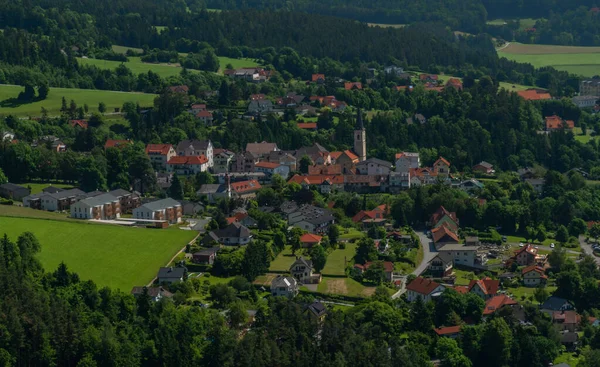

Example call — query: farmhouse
[271,275,299,299]
[406,277,445,302]
[522,265,547,287]
[70,193,121,220]
[0,183,30,201]
[133,198,182,224]
[157,267,185,284]
[145,144,176,170]
[513,244,538,266]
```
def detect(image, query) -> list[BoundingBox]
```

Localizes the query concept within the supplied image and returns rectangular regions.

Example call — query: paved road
[392,230,437,299]
[579,236,600,265]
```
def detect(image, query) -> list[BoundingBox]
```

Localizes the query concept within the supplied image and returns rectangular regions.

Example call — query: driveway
[579,236,600,265]
[391,230,437,299]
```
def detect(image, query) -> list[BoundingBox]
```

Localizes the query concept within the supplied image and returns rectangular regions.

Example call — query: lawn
[504,234,555,246]
[111,45,143,55]
[487,18,538,30]
[218,56,259,73]
[506,285,557,304]
[317,276,377,298]
[0,84,156,117]
[554,351,582,366]
[0,205,75,221]
[19,182,73,195]
[574,126,596,144]
[78,57,198,78]
[498,42,600,77]
[367,23,406,28]
[339,228,364,240]
[322,243,357,276]
[0,216,196,291]
[425,73,538,92]
[454,268,477,286]
[269,246,296,272]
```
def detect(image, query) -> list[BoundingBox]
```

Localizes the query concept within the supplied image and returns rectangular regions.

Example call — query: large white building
[175,140,214,167]
[70,193,121,220]
[133,198,182,224]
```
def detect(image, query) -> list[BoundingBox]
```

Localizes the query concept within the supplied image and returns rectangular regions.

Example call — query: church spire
[356,108,364,130]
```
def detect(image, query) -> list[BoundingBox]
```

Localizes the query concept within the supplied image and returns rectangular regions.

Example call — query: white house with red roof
[513,244,538,266]
[229,180,262,200]
[146,144,176,170]
[522,265,547,287]
[167,156,209,175]
[467,277,499,299]
[254,161,290,179]
[406,277,446,302]
[300,233,322,248]
[196,110,213,125]
[483,294,518,316]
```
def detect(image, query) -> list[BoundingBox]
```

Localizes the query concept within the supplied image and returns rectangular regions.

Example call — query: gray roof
[26,188,85,201]
[525,178,545,185]
[212,222,251,238]
[476,161,493,169]
[196,184,226,195]
[42,186,64,194]
[431,252,454,264]
[0,183,28,192]
[304,214,335,225]
[141,198,181,211]
[438,244,479,251]
[109,189,132,198]
[280,201,299,214]
[78,193,118,207]
[357,158,393,168]
[246,141,278,156]
[291,256,313,271]
[176,139,211,152]
[307,301,327,317]
[271,275,297,288]
[541,296,573,311]
[157,267,185,279]
[194,247,220,256]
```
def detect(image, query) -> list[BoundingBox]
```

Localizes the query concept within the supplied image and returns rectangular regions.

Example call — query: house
[311,74,325,83]
[288,204,335,234]
[483,295,517,316]
[290,256,320,284]
[517,88,552,101]
[513,244,538,266]
[226,212,258,227]
[473,161,494,174]
[434,326,462,339]
[446,78,463,91]
[458,179,485,193]
[287,174,344,194]
[176,140,213,167]
[293,143,331,165]
[356,158,393,175]
[0,183,30,201]
[522,265,547,287]
[23,188,86,211]
[179,200,204,216]
[465,236,480,247]
[145,144,176,170]
[572,95,598,109]
[133,198,182,224]
[69,119,88,129]
[32,135,67,152]
[157,267,185,284]
[105,189,140,214]
[429,206,458,228]
[213,149,235,174]
[245,141,279,158]
[352,209,386,227]
[335,150,359,174]
[196,184,228,203]
[234,151,259,172]
[344,82,362,90]
[384,65,404,76]
[541,296,574,314]
[525,178,545,194]
[300,233,322,248]
[437,244,480,268]
[167,156,209,175]
[389,171,411,189]
[104,139,132,149]
[428,252,454,277]
[545,115,575,131]
[130,286,173,302]
[271,275,299,299]
[70,193,120,220]
[419,74,439,83]
[353,261,394,282]
[192,247,219,265]
[190,103,207,114]
[196,110,213,125]
[306,301,327,323]
[433,157,451,176]
[266,151,297,172]
[552,310,581,332]
[203,222,252,246]
[247,99,274,114]
[395,152,420,173]
[297,122,317,130]
[230,180,262,200]
[406,277,446,302]
[254,161,290,179]
[169,85,189,94]
[467,278,499,299]
[432,226,460,247]
[561,332,579,351]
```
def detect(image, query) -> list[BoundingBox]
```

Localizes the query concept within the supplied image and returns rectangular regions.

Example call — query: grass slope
[20,183,74,195]
[0,216,196,290]
[498,43,600,77]
[217,56,259,74]
[0,84,156,117]
[322,243,356,276]
[78,57,194,78]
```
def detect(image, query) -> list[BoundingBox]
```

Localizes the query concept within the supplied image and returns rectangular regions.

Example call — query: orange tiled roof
[254,161,280,169]
[297,122,317,129]
[435,156,451,167]
[434,325,461,336]
[522,265,547,278]
[344,82,362,90]
[168,155,208,165]
[468,277,499,295]
[145,144,173,155]
[432,225,459,243]
[406,276,442,294]
[517,89,552,101]
[301,233,323,243]
[484,295,517,315]
[230,180,261,194]
[311,74,325,82]
[287,174,344,185]
[545,115,574,130]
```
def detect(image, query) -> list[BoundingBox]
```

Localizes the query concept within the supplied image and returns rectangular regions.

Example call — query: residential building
[196,184,229,203]
[157,267,185,284]
[23,188,86,211]
[446,78,463,91]
[245,141,279,158]
[525,178,545,194]
[344,82,362,90]
[432,226,460,247]
[133,198,182,224]
[406,277,446,302]
[196,110,213,125]
[552,310,581,332]
[580,77,600,96]
[293,143,330,165]
[130,286,173,302]
[384,65,404,76]
[354,109,367,162]
[467,278,499,299]
[167,156,209,175]
[300,233,322,248]
[353,261,394,282]
[395,152,420,173]
[69,119,88,129]
[254,161,290,179]
[179,200,205,216]
[545,115,575,131]
[429,206,458,227]
[70,193,120,220]
[513,244,538,266]
[458,179,485,193]
[572,95,598,108]
[267,151,297,172]
[175,140,214,167]
[190,103,207,114]
[290,256,320,284]
[434,326,462,339]
[541,296,575,315]
[247,99,274,114]
[145,144,176,170]
[517,88,552,101]
[234,151,259,172]
[192,247,219,265]
[473,161,494,174]
[169,85,189,94]
[230,180,262,200]
[356,158,392,175]
[428,252,454,277]
[0,183,30,201]
[419,74,439,83]
[311,74,325,83]
[271,275,299,298]
[287,174,344,194]
[522,265,547,286]
[483,295,518,316]
[389,171,411,189]
[437,244,480,268]
[288,204,335,234]
[336,150,360,174]
[226,212,257,227]
[203,222,252,246]
[213,149,235,173]
[433,157,451,176]
[306,301,327,323]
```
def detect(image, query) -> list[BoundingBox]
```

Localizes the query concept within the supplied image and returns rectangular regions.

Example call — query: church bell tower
[354,108,367,162]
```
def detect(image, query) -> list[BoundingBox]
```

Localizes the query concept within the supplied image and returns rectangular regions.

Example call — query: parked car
[550,243,555,248]
[502,236,507,242]
[519,243,524,247]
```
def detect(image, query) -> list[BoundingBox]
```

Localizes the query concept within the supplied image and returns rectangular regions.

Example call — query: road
[391,230,437,299]
[579,236,600,265]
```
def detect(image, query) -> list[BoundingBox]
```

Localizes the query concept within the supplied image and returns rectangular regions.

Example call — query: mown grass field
[0,216,196,290]
[78,57,194,78]
[20,183,74,195]
[498,42,600,77]
[0,84,156,117]
[321,243,356,276]
[269,246,296,272]
[218,56,259,72]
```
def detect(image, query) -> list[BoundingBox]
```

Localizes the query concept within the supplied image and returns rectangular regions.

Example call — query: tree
[169,175,184,200]
[590,223,600,242]
[0,168,7,184]
[436,338,472,367]
[18,84,35,101]
[60,96,68,114]
[534,285,549,304]
[555,225,569,243]
[37,83,49,100]
[195,171,214,189]
[77,156,107,192]
[548,244,568,271]
[129,151,156,194]
[355,237,377,264]
[218,80,230,106]
[242,240,269,280]
[363,261,385,284]
[273,230,286,250]
[480,318,513,367]
[209,283,237,308]
[299,155,312,174]
[310,245,327,273]
[328,225,340,245]
[536,226,546,243]
[289,228,303,255]
[98,102,107,113]
[228,301,248,328]
[569,218,587,237]
[88,112,104,128]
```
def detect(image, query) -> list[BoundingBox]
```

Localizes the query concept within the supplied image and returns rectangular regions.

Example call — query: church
[353,108,367,162]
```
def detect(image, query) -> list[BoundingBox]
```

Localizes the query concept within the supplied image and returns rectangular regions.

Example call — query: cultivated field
[0,216,196,290]
[498,43,600,77]
[0,84,156,117]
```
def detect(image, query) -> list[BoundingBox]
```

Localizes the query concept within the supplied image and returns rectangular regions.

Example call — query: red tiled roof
[545,115,574,130]
[517,89,552,101]
[311,74,325,82]
[231,180,261,194]
[514,244,537,257]
[522,265,547,278]
[468,277,499,295]
[227,212,249,225]
[196,110,212,118]
[434,325,461,336]
[342,150,359,162]
[553,310,578,324]
[104,139,132,149]
[297,122,317,129]
[344,82,362,90]
[288,174,344,185]
[419,74,439,81]
[167,155,208,165]
[435,156,451,167]
[406,277,442,295]
[329,151,342,160]
[446,78,463,89]
[432,225,459,243]
[255,161,280,169]
[191,103,206,110]
[301,233,323,243]
[453,286,469,294]
[69,119,88,129]
[308,164,342,175]
[484,295,517,315]
[145,144,173,155]
[169,85,189,93]
[430,206,457,226]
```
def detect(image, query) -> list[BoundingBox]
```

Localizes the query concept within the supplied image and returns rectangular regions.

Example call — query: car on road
[550,243,555,248]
